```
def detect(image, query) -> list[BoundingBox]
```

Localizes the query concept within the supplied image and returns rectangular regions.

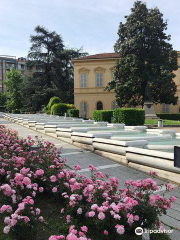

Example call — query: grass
[145,119,180,125]
[0,194,69,240]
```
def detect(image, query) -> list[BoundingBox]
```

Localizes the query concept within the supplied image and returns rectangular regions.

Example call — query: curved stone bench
[111,134,172,141]
[71,132,112,145]
[35,123,45,130]
[93,138,147,155]
[126,147,180,176]
[124,126,147,131]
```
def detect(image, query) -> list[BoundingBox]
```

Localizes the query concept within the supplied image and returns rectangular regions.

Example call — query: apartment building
[0,55,33,92]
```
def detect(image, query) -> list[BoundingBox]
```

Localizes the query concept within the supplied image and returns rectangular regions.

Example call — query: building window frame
[162,103,169,113]
[78,68,90,89]
[80,73,87,88]
[96,72,103,87]
[96,101,103,110]
[94,67,106,88]
[80,101,88,118]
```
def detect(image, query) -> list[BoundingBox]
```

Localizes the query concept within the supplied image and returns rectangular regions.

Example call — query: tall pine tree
[22,26,87,111]
[106,1,178,107]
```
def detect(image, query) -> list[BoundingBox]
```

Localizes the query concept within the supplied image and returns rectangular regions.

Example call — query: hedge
[47,97,62,110]
[11,109,20,114]
[51,103,76,116]
[68,109,79,118]
[42,106,50,114]
[93,110,113,123]
[157,113,180,120]
[66,104,76,110]
[51,103,69,116]
[113,108,145,126]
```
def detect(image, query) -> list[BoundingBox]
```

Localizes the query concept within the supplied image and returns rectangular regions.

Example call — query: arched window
[112,101,119,110]
[97,101,103,110]
[81,102,88,118]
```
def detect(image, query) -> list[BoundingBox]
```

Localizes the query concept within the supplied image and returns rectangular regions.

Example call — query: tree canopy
[22,26,87,111]
[106,1,178,107]
[4,68,23,111]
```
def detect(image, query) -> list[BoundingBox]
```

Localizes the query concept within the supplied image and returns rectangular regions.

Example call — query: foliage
[113,108,145,125]
[66,104,76,110]
[67,109,79,118]
[11,110,20,114]
[47,97,62,110]
[0,125,176,240]
[21,26,88,111]
[51,103,69,116]
[0,93,7,112]
[145,119,180,125]
[106,1,178,107]
[42,106,50,114]
[156,113,180,120]
[93,110,113,123]
[51,103,76,116]
[4,68,23,111]
[0,93,7,106]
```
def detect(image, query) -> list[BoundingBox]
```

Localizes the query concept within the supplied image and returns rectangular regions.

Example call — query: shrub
[93,110,113,123]
[11,109,20,114]
[113,108,145,125]
[0,125,176,240]
[42,106,51,114]
[157,113,180,120]
[47,96,62,110]
[66,104,76,110]
[68,109,79,118]
[51,103,69,116]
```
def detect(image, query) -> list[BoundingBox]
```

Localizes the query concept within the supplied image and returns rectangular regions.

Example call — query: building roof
[73,52,119,61]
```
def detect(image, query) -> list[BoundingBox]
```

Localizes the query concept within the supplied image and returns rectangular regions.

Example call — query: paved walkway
[1,116,180,240]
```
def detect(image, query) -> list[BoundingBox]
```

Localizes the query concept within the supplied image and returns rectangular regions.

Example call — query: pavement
[1,115,180,240]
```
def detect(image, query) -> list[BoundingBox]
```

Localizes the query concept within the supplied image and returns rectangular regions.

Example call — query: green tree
[4,68,23,111]
[106,1,178,107]
[22,26,87,111]
[0,92,7,106]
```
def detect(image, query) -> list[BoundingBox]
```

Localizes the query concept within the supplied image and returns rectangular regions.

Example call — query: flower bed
[0,125,176,240]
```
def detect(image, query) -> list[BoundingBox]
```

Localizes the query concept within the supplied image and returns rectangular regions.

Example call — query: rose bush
[0,125,176,240]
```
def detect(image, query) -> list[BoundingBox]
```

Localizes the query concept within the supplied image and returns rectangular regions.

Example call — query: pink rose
[39,187,44,193]
[36,169,44,176]
[22,177,31,185]
[50,175,57,182]
[171,196,177,203]
[77,208,82,214]
[81,226,88,232]
[52,187,57,193]
[116,225,125,235]
[98,212,105,220]
[88,211,95,217]
[104,230,108,235]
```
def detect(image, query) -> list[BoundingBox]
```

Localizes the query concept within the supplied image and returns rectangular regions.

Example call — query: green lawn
[145,119,180,125]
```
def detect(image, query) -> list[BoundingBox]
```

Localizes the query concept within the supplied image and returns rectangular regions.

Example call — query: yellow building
[73,52,180,118]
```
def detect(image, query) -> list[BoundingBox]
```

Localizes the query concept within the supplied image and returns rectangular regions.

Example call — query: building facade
[73,52,180,118]
[0,55,33,92]
[0,56,16,92]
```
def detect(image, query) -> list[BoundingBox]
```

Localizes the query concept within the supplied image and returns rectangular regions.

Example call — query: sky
[0,0,180,58]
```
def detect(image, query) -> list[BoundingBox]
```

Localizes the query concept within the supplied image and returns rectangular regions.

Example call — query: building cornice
[73,58,118,63]
[78,67,90,72]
